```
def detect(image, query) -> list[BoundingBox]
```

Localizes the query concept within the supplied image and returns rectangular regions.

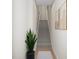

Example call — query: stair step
[37,20,52,49]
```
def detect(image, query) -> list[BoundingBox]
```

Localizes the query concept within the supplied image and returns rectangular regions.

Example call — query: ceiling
[35,0,54,6]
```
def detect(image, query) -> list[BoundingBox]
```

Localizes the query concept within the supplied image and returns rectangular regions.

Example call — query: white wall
[33,1,38,33]
[49,0,67,59]
[13,0,37,59]
[38,6,48,20]
[33,0,38,50]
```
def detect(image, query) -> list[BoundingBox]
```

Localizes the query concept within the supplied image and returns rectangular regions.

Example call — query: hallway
[13,0,67,59]
[36,20,54,59]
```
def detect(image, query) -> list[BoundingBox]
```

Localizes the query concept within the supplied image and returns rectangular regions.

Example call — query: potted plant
[25,29,37,59]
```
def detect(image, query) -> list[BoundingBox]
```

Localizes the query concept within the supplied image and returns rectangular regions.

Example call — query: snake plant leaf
[25,29,37,51]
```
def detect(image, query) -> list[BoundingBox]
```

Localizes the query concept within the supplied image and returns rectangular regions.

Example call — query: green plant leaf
[25,29,37,51]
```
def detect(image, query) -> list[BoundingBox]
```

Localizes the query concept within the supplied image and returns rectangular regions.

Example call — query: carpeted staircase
[37,20,52,50]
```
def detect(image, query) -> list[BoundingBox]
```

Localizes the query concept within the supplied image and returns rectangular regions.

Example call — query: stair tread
[37,20,52,49]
